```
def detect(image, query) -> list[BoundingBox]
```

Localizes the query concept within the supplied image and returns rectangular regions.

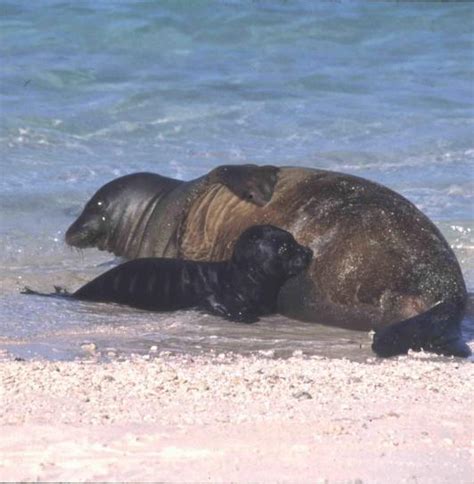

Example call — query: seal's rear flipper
[21,286,72,298]
[372,301,471,358]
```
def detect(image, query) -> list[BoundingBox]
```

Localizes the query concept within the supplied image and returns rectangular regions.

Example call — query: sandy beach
[1,351,472,482]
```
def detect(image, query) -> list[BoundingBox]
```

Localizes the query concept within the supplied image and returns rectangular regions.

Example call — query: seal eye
[85,198,106,214]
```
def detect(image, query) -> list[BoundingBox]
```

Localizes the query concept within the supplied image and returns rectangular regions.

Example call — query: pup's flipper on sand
[201,294,259,324]
[21,286,72,298]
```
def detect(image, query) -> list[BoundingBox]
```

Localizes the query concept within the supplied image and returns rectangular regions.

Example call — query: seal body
[72,225,313,323]
[66,165,470,357]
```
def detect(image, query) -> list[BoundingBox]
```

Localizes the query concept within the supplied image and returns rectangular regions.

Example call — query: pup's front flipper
[201,295,259,324]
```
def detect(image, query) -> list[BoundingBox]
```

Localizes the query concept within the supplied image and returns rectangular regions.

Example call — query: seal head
[65,172,181,252]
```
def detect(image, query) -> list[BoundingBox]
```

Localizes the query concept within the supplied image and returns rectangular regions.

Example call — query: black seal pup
[27,225,313,323]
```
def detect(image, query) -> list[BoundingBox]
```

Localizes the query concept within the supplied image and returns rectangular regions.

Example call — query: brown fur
[179,168,465,330]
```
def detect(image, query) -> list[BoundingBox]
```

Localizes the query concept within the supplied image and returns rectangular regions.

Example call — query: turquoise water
[1,1,473,360]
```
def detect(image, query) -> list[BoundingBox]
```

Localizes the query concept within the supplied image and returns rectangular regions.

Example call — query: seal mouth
[65,217,102,248]
[288,247,313,275]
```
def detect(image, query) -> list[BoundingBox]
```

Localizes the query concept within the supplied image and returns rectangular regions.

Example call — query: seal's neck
[107,180,184,258]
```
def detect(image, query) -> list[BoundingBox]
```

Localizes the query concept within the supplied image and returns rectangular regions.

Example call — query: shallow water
[1,1,473,361]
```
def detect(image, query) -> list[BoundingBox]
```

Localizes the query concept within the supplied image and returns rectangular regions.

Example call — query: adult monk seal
[66,165,470,358]
[27,225,313,323]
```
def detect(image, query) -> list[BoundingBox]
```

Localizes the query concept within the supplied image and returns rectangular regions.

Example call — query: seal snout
[65,220,84,247]
[288,245,313,276]
[65,214,101,248]
[303,246,313,265]
[300,246,313,266]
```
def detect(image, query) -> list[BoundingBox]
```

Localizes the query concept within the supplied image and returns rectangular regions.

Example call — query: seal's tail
[21,286,72,298]
[372,300,471,358]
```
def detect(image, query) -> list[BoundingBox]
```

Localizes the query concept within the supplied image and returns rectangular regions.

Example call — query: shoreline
[1,352,472,482]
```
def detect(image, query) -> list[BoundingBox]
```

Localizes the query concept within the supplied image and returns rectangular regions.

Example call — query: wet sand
[0,351,472,482]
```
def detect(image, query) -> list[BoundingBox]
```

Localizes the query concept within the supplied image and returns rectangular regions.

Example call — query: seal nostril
[65,224,79,245]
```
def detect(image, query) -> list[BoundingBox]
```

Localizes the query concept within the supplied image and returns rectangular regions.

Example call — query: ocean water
[1,1,473,361]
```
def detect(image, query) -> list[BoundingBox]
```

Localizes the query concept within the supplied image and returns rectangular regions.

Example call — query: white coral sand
[0,352,472,482]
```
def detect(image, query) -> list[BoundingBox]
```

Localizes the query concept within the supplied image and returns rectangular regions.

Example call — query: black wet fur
[26,225,313,324]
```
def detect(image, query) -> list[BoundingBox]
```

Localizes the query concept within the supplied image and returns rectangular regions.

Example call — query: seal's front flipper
[209,164,280,206]
[21,286,72,298]
[201,294,259,324]
[226,306,259,324]
[372,301,471,358]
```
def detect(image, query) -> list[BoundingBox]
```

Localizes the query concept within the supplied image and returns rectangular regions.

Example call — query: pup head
[231,225,313,279]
